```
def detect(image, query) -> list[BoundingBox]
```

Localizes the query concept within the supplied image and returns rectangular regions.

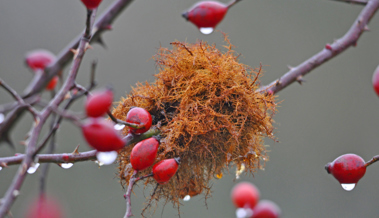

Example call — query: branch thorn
[296,75,305,85]
[72,144,80,155]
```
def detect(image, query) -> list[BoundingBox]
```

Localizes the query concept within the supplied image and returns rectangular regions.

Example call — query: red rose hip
[81,0,102,9]
[231,182,260,209]
[130,137,160,171]
[85,88,114,117]
[252,200,281,218]
[26,195,63,218]
[325,153,366,191]
[25,49,56,71]
[126,107,152,134]
[182,1,228,34]
[81,118,125,151]
[153,157,180,184]
[372,65,379,97]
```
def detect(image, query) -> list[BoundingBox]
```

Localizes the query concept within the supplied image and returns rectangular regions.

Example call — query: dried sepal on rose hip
[130,137,160,171]
[231,182,260,209]
[182,1,228,34]
[325,153,366,191]
[152,157,180,184]
[252,200,281,218]
[80,0,102,9]
[85,88,114,118]
[125,107,152,134]
[81,118,125,152]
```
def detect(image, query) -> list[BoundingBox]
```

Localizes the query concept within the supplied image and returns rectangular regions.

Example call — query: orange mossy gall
[130,137,160,171]
[114,36,276,212]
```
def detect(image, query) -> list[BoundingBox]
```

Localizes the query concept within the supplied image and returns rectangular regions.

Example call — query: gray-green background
[1,0,379,217]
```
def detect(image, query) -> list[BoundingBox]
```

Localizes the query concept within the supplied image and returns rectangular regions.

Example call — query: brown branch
[258,0,379,94]
[332,0,368,5]
[0,0,135,145]
[364,155,379,167]
[0,8,98,217]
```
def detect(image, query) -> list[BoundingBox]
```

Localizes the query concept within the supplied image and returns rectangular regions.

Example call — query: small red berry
[130,137,160,171]
[231,182,260,209]
[25,49,56,72]
[85,88,114,117]
[153,157,180,184]
[45,76,59,91]
[372,65,379,97]
[126,107,152,134]
[325,153,366,188]
[81,118,125,151]
[81,0,102,9]
[182,1,228,32]
[26,195,63,218]
[252,200,281,218]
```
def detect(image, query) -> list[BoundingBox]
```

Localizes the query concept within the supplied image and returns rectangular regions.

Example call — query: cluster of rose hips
[81,88,179,184]
[231,182,281,218]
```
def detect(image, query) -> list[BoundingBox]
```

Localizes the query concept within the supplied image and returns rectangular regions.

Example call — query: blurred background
[1,0,379,217]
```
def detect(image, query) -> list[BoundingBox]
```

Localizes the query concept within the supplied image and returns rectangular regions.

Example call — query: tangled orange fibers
[113,37,277,212]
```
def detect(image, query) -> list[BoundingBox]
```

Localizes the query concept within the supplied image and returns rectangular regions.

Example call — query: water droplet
[0,113,4,124]
[235,208,253,218]
[114,124,126,130]
[341,183,356,191]
[95,160,104,167]
[183,195,191,201]
[60,163,74,169]
[199,27,214,35]
[216,173,223,179]
[96,151,118,165]
[0,166,2,171]
[27,163,40,174]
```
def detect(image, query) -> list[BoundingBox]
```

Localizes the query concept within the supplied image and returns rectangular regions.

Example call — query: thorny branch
[258,0,379,94]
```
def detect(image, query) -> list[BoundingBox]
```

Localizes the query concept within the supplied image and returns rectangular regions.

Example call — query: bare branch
[258,0,379,94]
[331,0,368,5]
[365,155,379,167]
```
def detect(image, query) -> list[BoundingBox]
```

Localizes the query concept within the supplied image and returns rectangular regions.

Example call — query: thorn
[70,49,79,59]
[96,37,107,49]
[85,43,93,51]
[64,92,72,100]
[0,162,8,167]
[325,44,332,50]
[296,75,305,85]
[364,25,370,31]
[275,79,281,86]
[72,144,80,155]
[287,65,294,70]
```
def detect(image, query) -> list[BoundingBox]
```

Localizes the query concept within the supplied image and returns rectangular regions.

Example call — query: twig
[227,0,242,9]
[257,0,379,94]
[124,170,138,218]
[332,0,368,5]
[364,155,379,167]
[107,111,146,129]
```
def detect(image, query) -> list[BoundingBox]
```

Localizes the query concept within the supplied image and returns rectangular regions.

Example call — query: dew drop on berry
[0,113,4,124]
[199,27,214,35]
[236,208,253,218]
[183,195,191,201]
[60,163,74,169]
[27,163,40,174]
[341,183,356,191]
[96,151,118,165]
[114,124,126,130]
